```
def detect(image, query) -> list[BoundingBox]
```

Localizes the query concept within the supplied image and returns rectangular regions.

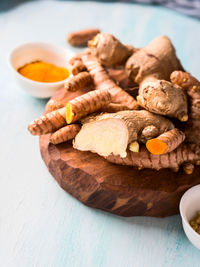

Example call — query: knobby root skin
[106,144,200,171]
[146,128,185,155]
[73,110,174,158]
[88,33,134,67]
[66,88,111,124]
[81,54,138,110]
[183,163,194,175]
[68,49,90,65]
[71,60,87,75]
[28,107,66,136]
[170,71,200,94]
[126,35,183,84]
[101,103,131,113]
[50,124,81,145]
[67,28,100,47]
[46,99,64,112]
[65,72,93,92]
[171,71,200,143]
[138,80,188,121]
[140,125,159,143]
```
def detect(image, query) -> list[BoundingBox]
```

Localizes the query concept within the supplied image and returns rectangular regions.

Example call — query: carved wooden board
[39,70,200,217]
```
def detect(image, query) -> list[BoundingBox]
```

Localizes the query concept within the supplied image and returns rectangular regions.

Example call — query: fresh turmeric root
[67,28,100,47]
[73,110,174,158]
[28,107,66,135]
[71,59,87,75]
[66,88,111,124]
[126,35,183,83]
[146,128,185,155]
[170,71,200,143]
[65,72,93,92]
[46,99,64,112]
[170,71,200,92]
[81,54,138,110]
[50,124,81,145]
[138,80,188,121]
[88,33,134,67]
[106,144,200,171]
[28,88,111,135]
[101,103,130,113]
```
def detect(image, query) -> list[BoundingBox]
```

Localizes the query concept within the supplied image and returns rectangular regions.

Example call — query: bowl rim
[180,184,200,238]
[8,41,74,86]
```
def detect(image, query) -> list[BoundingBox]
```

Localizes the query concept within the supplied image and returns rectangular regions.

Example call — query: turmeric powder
[18,61,69,83]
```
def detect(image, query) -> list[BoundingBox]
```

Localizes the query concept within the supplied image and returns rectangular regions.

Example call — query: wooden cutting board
[39,70,200,217]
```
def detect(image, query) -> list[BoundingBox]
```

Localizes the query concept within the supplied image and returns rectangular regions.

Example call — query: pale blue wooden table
[0,1,200,266]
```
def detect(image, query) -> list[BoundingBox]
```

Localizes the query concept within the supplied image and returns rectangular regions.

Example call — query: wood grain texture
[40,86,200,217]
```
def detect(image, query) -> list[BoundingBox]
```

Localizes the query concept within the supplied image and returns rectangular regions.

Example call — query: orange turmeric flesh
[146,139,167,155]
[66,102,75,124]
[18,61,69,83]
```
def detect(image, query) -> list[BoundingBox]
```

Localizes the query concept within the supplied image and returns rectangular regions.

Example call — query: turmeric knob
[46,99,64,112]
[28,107,66,136]
[65,72,93,92]
[71,60,87,76]
[67,28,100,47]
[50,124,81,145]
[88,33,134,67]
[146,128,185,155]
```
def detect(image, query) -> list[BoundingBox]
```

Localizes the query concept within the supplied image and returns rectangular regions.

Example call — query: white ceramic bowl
[9,42,74,98]
[180,184,200,250]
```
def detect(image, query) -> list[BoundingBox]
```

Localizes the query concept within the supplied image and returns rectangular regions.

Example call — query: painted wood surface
[0,1,200,266]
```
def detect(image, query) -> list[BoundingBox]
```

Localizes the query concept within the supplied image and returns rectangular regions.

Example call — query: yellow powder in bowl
[18,61,69,83]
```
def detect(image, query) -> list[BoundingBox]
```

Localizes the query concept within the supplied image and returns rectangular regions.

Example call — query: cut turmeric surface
[18,61,69,82]
[146,128,185,155]
[81,54,138,110]
[66,88,111,124]
[73,110,174,158]
[50,124,81,144]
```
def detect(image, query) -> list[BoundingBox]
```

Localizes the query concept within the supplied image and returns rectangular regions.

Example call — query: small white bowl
[180,184,200,250]
[9,42,74,98]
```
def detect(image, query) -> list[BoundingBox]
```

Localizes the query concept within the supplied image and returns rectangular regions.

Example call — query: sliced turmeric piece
[73,110,174,158]
[66,88,111,124]
[146,128,185,155]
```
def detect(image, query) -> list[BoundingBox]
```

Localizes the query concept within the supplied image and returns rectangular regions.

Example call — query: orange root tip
[146,139,167,155]
[66,102,74,124]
